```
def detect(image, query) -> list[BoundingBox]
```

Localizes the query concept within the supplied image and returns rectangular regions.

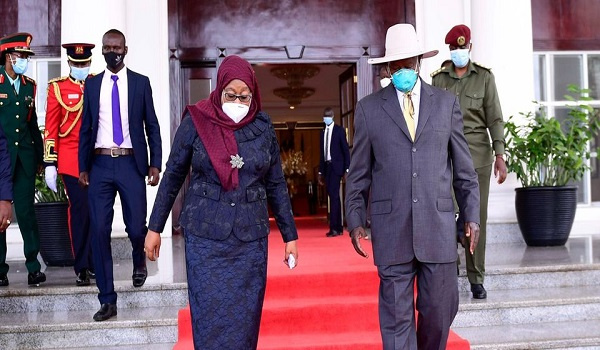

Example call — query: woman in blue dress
[145,55,298,350]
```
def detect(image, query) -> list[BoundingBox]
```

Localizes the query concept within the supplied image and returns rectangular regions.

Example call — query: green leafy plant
[504,85,600,187]
[35,170,68,203]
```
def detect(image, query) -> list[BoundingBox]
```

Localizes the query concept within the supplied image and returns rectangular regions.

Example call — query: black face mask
[103,51,124,70]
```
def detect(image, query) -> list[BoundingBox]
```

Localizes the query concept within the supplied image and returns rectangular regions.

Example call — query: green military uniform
[432,61,505,285]
[0,34,44,277]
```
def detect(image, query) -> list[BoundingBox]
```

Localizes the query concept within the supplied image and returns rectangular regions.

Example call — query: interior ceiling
[252,63,352,123]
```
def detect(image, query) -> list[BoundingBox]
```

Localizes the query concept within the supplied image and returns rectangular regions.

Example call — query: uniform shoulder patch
[430,66,448,78]
[48,76,68,84]
[24,76,36,85]
[473,62,491,71]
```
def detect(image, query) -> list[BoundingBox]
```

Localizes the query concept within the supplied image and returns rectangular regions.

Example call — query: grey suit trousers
[377,259,459,350]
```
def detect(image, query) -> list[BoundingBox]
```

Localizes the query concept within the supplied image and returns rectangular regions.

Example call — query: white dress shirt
[95,67,133,149]
[396,77,421,131]
[323,122,334,162]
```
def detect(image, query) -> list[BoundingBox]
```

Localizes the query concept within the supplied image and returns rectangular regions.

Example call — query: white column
[417,0,535,222]
[470,0,534,222]
[416,0,470,82]
[61,0,172,237]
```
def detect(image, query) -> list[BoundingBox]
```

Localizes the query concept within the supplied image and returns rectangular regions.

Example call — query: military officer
[44,43,95,286]
[431,24,507,299]
[0,32,46,286]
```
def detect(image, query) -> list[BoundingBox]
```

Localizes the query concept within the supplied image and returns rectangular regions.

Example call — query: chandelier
[271,65,320,108]
[273,87,315,108]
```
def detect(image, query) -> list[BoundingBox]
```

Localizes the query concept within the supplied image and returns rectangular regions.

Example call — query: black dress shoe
[471,283,487,299]
[76,269,91,286]
[132,266,147,287]
[326,230,343,237]
[93,303,117,321]
[88,269,96,279]
[28,271,46,285]
[0,274,8,287]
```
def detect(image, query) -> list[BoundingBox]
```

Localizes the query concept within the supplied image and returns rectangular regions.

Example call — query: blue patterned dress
[148,112,297,349]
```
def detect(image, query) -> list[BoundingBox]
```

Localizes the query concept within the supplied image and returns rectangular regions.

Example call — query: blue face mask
[11,57,28,75]
[450,49,470,68]
[391,68,418,93]
[70,66,90,81]
[323,117,334,125]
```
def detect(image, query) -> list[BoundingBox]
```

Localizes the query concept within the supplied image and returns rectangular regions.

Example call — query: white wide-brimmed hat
[368,24,438,65]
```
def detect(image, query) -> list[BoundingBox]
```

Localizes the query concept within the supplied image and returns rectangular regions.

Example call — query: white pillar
[416,0,470,82]
[61,1,172,238]
[417,0,535,222]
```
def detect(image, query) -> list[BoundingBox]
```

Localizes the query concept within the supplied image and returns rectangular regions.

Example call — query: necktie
[325,127,330,161]
[111,75,124,146]
[403,92,415,141]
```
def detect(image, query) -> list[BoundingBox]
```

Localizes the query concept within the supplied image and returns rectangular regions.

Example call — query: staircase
[0,237,185,350]
[452,222,600,349]
[1,218,600,349]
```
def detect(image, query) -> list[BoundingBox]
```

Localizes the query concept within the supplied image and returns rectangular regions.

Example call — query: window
[534,52,600,203]
[27,58,61,126]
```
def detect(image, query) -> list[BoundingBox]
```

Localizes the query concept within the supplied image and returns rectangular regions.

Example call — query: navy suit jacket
[345,81,479,266]
[319,124,350,177]
[0,124,12,201]
[148,112,297,243]
[78,68,162,176]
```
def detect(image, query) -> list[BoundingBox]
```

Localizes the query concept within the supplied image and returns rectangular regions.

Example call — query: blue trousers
[88,155,147,305]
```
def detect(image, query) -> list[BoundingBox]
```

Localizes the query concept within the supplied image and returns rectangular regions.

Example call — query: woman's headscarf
[186,55,262,191]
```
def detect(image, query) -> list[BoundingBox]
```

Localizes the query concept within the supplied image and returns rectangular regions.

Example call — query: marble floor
[2,229,599,290]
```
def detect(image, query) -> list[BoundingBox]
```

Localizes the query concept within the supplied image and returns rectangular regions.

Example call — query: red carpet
[174,216,470,350]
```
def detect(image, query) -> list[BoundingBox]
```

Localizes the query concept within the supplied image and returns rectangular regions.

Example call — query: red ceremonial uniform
[44,76,87,177]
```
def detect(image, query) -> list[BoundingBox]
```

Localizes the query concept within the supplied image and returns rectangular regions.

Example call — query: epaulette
[473,62,491,71]
[430,66,449,78]
[24,76,36,85]
[48,76,69,84]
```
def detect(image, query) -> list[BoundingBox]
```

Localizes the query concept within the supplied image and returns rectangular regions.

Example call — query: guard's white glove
[45,166,58,192]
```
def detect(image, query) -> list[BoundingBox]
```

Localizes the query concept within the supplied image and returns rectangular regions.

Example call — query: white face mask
[222,102,250,123]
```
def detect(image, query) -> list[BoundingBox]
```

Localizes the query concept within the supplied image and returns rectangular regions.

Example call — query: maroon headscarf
[186,55,262,191]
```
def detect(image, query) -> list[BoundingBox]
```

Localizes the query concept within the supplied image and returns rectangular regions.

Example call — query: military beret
[0,32,34,56]
[62,43,95,62]
[445,24,471,47]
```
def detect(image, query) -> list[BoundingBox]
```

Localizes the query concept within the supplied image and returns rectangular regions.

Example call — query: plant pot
[34,201,74,266]
[515,186,577,246]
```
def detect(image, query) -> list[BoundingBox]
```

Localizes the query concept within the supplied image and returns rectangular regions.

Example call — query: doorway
[176,62,356,222]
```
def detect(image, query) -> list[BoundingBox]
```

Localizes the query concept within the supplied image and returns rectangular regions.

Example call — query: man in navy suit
[0,124,13,237]
[318,107,350,237]
[78,29,162,322]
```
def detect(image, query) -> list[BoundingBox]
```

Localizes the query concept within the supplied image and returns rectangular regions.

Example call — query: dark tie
[325,127,330,161]
[111,75,124,146]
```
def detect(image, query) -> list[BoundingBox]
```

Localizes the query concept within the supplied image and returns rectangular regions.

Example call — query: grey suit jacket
[345,80,480,266]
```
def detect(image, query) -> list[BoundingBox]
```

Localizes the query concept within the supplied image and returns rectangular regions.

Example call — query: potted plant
[504,85,600,246]
[34,167,74,266]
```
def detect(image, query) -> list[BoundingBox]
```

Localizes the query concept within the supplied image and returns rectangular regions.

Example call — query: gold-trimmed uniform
[44,75,89,177]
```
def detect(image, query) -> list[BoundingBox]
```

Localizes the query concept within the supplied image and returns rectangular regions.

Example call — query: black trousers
[324,163,343,232]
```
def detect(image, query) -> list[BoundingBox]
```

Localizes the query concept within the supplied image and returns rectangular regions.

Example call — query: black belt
[94,148,134,157]
[325,160,332,164]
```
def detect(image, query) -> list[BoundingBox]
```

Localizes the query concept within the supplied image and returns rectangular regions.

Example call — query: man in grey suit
[345,24,480,350]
